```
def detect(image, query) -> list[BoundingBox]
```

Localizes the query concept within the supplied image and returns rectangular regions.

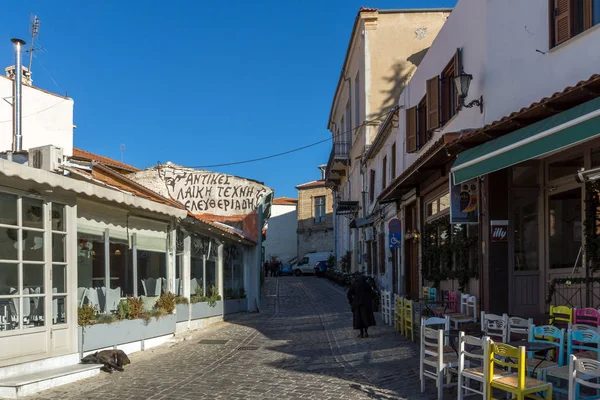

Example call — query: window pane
[439,193,450,212]
[24,297,44,328]
[52,233,66,262]
[0,263,18,295]
[548,154,583,182]
[52,265,66,293]
[52,296,66,325]
[110,242,129,296]
[0,297,19,330]
[206,259,217,294]
[23,230,44,261]
[513,188,539,271]
[22,198,44,229]
[23,264,44,294]
[549,188,582,269]
[138,250,166,297]
[191,256,204,296]
[51,204,66,232]
[77,234,104,291]
[0,228,18,260]
[512,162,539,186]
[0,193,17,226]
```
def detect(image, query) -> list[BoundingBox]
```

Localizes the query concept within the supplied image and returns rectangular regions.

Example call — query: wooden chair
[546,328,600,398]
[508,316,533,341]
[449,295,477,329]
[423,286,431,299]
[481,312,509,343]
[404,299,414,342]
[489,342,553,400]
[458,333,507,399]
[527,325,565,379]
[420,326,457,399]
[395,295,404,334]
[568,354,600,400]
[550,305,573,327]
[574,308,600,328]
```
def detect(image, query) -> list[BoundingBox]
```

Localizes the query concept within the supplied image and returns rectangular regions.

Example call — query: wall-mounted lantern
[454,72,483,113]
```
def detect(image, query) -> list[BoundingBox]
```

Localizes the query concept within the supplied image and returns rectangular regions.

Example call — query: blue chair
[428,287,437,302]
[546,328,600,399]
[526,325,565,379]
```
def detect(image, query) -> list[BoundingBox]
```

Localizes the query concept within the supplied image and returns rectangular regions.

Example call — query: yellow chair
[404,299,414,342]
[422,286,430,300]
[549,305,573,325]
[488,342,552,400]
[395,296,404,335]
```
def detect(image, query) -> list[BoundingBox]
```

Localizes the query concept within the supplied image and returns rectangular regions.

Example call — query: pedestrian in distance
[264,261,270,277]
[346,274,376,338]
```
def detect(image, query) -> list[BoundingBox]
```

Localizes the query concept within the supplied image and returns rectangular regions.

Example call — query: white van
[291,252,333,276]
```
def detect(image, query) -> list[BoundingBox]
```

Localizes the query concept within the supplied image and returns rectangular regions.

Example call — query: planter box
[176,304,190,323]
[224,299,247,314]
[79,314,176,352]
[191,300,223,320]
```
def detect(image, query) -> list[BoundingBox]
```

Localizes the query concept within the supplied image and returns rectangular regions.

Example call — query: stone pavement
[27,277,440,400]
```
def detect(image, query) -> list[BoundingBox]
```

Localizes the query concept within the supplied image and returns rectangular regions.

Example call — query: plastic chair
[102,287,121,312]
[489,342,552,400]
[508,316,533,341]
[547,328,600,397]
[574,308,600,328]
[422,286,431,299]
[480,312,509,343]
[550,305,573,325]
[429,287,437,302]
[527,325,565,378]
[404,299,414,342]
[420,326,457,399]
[568,354,600,400]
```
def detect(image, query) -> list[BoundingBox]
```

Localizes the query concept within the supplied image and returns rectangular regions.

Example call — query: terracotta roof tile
[273,197,298,205]
[189,213,256,244]
[72,148,140,172]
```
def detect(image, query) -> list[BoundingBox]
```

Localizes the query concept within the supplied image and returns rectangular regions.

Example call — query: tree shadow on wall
[372,47,430,120]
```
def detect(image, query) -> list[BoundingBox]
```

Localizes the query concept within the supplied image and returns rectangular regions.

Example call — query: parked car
[314,260,328,276]
[291,252,333,276]
[280,264,293,276]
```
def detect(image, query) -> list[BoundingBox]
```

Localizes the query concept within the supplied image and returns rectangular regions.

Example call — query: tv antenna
[120,144,125,162]
[27,15,41,73]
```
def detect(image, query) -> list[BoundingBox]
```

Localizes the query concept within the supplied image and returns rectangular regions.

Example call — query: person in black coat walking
[347,275,376,338]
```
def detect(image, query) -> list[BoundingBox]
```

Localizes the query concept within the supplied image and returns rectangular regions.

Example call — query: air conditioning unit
[28,145,64,172]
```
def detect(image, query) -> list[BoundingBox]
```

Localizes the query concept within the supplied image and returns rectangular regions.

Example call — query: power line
[185,107,399,169]
[0,99,68,124]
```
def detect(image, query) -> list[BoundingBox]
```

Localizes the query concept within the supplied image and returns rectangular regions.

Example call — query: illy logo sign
[490,220,508,243]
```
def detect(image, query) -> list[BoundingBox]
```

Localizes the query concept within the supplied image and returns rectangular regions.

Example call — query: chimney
[318,164,326,180]
[11,38,26,153]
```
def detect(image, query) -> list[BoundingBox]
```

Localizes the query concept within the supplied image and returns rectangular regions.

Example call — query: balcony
[325,141,351,187]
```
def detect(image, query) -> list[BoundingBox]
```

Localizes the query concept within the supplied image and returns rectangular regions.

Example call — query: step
[0,364,101,399]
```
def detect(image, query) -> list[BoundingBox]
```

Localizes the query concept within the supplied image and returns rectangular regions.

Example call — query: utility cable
[185,106,399,169]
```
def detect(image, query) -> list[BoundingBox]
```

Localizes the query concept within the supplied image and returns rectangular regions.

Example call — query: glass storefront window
[0,229,18,260]
[77,234,104,309]
[22,198,44,229]
[512,161,539,186]
[512,188,539,271]
[51,204,66,232]
[23,230,44,262]
[52,296,66,325]
[548,154,584,182]
[138,250,166,297]
[549,188,582,269]
[206,259,217,295]
[191,256,204,296]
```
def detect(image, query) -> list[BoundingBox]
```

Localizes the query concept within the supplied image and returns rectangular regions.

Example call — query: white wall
[0,76,74,156]
[263,203,297,263]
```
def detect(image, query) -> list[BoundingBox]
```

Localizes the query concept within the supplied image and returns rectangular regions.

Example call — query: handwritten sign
[158,168,269,216]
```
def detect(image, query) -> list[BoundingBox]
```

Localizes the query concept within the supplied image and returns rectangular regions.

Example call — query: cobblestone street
[28,277,436,400]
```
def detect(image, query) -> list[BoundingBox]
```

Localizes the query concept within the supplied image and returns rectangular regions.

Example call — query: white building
[0,68,74,156]
[263,197,298,264]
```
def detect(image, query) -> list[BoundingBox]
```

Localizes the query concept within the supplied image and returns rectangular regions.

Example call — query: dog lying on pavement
[81,349,131,373]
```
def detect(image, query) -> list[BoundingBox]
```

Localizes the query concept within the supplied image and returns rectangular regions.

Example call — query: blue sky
[1,0,456,198]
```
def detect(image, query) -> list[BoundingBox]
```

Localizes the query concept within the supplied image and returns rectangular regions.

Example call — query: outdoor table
[507,341,555,377]
[445,328,485,355]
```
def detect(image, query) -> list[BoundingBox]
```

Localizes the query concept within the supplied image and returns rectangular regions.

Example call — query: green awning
[451,96,600,185]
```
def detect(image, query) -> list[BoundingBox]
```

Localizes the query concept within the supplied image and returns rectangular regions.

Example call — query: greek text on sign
[158,166,269,216]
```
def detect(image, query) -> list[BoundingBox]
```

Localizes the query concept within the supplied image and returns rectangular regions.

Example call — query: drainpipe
[11,38,26,153]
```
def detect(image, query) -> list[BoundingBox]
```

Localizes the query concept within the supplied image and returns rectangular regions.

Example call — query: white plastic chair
[481,312,509,343]
[85,287,100,310]
[190,278,199,296]
[450,296,477,329]
[568,354,600,400]
[420,325,457,399]
[102,287,121,312]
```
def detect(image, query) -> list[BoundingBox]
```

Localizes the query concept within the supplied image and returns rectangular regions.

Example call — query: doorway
[404,202,419,296]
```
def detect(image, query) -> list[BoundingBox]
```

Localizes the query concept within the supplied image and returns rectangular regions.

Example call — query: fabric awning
[451,97,600,185]
[349,216,374,229]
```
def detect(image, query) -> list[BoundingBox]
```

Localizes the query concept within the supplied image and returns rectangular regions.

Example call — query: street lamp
[454,72,483,113]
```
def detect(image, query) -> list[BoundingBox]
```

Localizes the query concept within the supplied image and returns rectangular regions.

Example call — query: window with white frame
[314,196,326,223]
[426,192,450,221]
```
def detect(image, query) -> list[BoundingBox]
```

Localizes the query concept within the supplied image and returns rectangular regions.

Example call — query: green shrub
[96,313,119,324]
[174,296,189,305]
[117,299,130,320]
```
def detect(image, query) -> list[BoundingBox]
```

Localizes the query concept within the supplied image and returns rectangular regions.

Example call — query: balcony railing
[325,141,351,183]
